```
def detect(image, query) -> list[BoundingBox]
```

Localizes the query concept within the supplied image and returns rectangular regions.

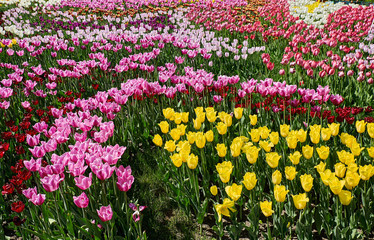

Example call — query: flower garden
[0,0,374,238]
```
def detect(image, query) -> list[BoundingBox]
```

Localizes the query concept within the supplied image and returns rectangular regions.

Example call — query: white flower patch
[288,0,360,28]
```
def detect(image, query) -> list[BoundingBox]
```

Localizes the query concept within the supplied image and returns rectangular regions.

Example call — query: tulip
[210,185,218,196]
[356,120,367,133]
[272,170,282,185]
[286,136,298,149]
[359,165,374,180]
[269,132,279,145]
[30,194,46,206]
[170,154,182,168]
[260,201,274,217]
[195,132,206,149]
[205,130,214,142]
[345,171,360,190]
[302,145,314,159]
[292,193,309,210]
[158,121,169,134]
[193,118,202,130]
[216,122,228,135]
[314,161,326,173]
[337,150,355,165]
[334,163,347,178]
[216,143,227,158]
[321,128,332,141]
[266,152,281,168]
[169,129,181,141]
[245,146,260,164]
[327,124,340,137]
[225,183,242,201]
[187,154,198,170]
[74,173,92,190]
[73,192,89,208]
[187,131,196,144]
[367,147,374,158]
[280,124,290,137]
[259,126,270,139]
[216,161,234,183]
[234,108,243,119]
[97,205,113,222]
[259,140,274,152]
[206,108,217,122]
[215,198,236,222]
[249,115,257,125]
[300,174,313,192]
[274,185,289,202]
[242,172,257,191]
[285,166,297,181]
[320,169,333,186]
[316,146,330,160]
[289,151,302,165]
[329,176,345,195]
[338,190,353,206]
[297,129,307,143]
[164,140,176,152]
[182,112,189,123]
[249,129,260,142]
[367,123,374,138]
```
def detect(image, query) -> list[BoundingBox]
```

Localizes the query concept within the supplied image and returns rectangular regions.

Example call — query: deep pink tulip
[73,192,89,208]
[97,205,113,222]
[74,173,92,190]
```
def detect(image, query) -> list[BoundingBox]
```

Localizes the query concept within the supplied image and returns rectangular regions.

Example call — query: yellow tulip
[338,190,353,205]
[242,172,257,191]
[245,146,260,164]
[152,134,163,147]
[350,142,365,157]
[274,185,289,202]
[346,163,358,173]
[195,132,206,149]
[285,166,297,181]
[300,174,313,192]
[215,198,236,222]
[230,142,242,158]
[321,128,332,141]
[334,162,347,178]
[177,141,191,162]
[292,193,309,210]
[259,126,270,139]
[367,123,374,138]
[210,185,218,196]
[182,112,189,123]
[174,112,182,124]
[177,124,187,136]
[319,169,333,186]
[222,113,232,127]
[170,128,181,141]
[328,123,340,136]
[269,132,279,145]
[286,135,298,149]
[355,120,367,133]
[345,170,360,190]
[297,129,307,143]
[193,118,202,130]
[359,165,374,180]
[280,124,290,137]
[289,151,302,165]
[367,147,374,158]
[336,150,355,165]
[194,107,204,115]
[163,108,175,120]
[260,201,274,217]
[225,183,242,201]
[205,130,214,142]
[216,143,227,158]
[11,39,17,45]
[164,140,176,152]
[206,109,217,123]
[302,145,314,159]
[328,176,345,195]
[216,122,228,135]
[234,108,243,119]
[187,153,198,169]
[316,146,329,160]
[216,161,234,183]
[314,161,326,173]
[272,170,282,185]
[259,140,274,152]
[186,131,196,144]
[266,152,281,168]
[170,153,183,167]
[158,121,169,134]
[249,115,257,125]
[309,124,321,144]
[340,133,356,148]
[249,128,260,142]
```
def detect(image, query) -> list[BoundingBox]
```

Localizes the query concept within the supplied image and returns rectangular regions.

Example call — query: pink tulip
[97,205,113,222]
[24,157,42,172]
[74,173,92,190]
[73,192,89,208]
[30,194,46,206]
[22,187,37,199]
[26,134,40,147]
[40,174,64,192]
